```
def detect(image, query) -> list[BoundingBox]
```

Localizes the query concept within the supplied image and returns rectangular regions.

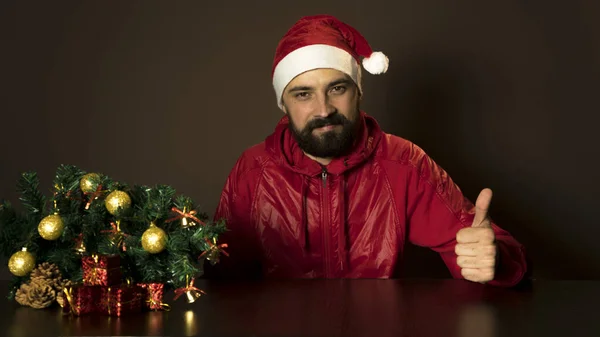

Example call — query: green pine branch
[0,201,20,257]
[131,184,177,225]
[53,164,86,192]
[2,164,228,298]
[16,171,46,221]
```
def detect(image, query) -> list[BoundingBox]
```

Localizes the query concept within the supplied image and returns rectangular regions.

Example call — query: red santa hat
[272,14,389,109]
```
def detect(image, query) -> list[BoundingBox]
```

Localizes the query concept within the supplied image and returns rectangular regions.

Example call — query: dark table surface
[1,278,598,337]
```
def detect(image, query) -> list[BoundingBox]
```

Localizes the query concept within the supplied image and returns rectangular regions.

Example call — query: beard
[288,110,361,158]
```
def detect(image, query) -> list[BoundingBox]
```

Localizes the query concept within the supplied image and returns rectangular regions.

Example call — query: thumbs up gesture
[455,188,497,283]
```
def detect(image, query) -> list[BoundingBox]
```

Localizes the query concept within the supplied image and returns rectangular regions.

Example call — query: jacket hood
[265,111,383,177]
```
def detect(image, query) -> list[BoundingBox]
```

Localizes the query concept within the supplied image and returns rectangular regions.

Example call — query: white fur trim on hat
[362,51,389,74]
[272,44,361,109]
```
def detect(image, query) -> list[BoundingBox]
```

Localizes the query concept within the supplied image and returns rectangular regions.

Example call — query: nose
[315,93,336,118]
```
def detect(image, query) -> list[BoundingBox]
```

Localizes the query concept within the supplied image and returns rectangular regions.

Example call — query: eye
[331,85,346,94]
[295,92,311,100]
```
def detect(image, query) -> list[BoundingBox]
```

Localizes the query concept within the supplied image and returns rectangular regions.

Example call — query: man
[209,14,527,287]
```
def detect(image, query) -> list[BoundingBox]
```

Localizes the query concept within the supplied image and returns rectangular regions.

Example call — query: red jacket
[210,111,527,287]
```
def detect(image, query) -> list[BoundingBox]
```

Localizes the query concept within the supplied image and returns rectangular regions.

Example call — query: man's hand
[455,188,497,283]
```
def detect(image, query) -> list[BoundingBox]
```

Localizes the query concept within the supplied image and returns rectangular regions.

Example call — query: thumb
[472,188,492,227]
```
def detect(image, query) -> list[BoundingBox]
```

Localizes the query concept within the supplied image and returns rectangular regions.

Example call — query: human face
[281,68,361,159]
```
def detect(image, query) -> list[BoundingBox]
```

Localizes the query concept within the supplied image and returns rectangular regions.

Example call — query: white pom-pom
[362,51,389,74]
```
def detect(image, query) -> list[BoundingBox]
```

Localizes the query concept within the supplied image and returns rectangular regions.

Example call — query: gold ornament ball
[8,248,35,277]
[141,223,167,254]
[80,173,100,193]
[105,190,132,216]
[38,214,65,240]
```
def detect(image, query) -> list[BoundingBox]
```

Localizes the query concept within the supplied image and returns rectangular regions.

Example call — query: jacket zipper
[321,166,331,278]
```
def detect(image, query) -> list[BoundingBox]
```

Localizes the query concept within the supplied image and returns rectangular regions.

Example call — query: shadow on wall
[384,50,581,280]
[387,51,482,279]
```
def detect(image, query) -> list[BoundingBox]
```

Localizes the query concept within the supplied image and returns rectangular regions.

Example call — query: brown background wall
[1,1,599,280]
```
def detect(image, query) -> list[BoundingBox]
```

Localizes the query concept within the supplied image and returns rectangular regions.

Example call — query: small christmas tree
[0,164,228,314]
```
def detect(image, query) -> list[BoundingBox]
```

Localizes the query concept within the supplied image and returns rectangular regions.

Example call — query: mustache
[306,114,347,131]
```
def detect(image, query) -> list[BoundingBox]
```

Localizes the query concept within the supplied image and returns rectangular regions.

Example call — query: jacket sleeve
[404,148,528,287]
[203,154,263,280]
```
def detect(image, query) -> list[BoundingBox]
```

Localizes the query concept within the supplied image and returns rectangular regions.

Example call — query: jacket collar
[265,111,383,177]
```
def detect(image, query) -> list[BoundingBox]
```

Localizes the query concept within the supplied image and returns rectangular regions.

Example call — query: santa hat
[272,14,389,109]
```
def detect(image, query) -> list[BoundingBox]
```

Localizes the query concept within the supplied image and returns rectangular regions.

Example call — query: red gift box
[99,284,143,317]
[62,285,101,316]
[138,283,170,311]
[82,254,122,286]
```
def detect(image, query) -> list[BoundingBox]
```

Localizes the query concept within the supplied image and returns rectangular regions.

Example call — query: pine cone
[26,280,56,309]
[30,262,66,293]
[56,292,65,308]
[30,262,62,281]
[29,277,55,289]
[14,283,31,306]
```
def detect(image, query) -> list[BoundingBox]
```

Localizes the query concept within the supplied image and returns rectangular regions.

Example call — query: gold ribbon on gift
[102,286,141,316]
[106,286,112,316]
[62,286,92,315]
[139,283,171,311]
[83,254,105,285]
[62,287,76,315]
[146,297,171,311]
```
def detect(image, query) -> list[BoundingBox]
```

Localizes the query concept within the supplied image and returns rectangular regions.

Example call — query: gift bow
[165,206,206,226]
[84,184,106,210]
[100,221,128,251]
[146,297,171,311]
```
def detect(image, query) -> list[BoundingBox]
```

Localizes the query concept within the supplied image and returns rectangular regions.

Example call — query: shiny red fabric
[211,112,527,287]
[272,14,374,75]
